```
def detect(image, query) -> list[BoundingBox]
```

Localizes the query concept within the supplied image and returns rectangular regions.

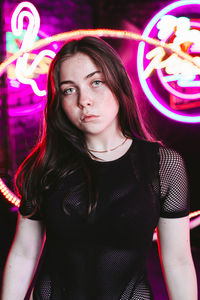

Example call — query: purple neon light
[137,0,200,123]
[157,69,200,99]
[7,3,60,117]
[8,100,45,117]
[156,20,200,100]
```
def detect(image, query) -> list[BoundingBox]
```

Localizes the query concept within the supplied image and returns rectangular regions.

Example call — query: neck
[88,138,133,162]
[85,129,125,152]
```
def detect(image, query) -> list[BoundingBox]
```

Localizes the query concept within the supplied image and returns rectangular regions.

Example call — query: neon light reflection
[156,19,200,99]
[11,1,56,96]
[137,0,200,123]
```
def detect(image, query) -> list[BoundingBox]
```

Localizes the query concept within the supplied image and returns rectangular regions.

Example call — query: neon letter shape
[156,15,200,90]
[11,1,55,96]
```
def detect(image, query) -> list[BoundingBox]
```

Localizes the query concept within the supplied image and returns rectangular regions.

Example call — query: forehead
[59,52,100,81]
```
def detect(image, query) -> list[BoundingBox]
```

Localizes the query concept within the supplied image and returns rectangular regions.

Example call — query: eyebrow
[59,70,101,87]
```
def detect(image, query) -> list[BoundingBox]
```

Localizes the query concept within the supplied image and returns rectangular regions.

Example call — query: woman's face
[59,52,120,139]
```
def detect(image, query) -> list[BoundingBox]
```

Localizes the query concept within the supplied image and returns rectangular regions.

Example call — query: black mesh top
[19,138,190,300]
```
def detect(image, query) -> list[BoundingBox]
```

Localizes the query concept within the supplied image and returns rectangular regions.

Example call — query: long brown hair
[15,36,155,218]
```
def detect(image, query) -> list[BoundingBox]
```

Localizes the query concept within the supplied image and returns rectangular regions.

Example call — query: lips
[81,114,99,122]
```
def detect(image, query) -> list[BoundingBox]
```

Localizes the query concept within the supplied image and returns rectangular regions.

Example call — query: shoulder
[133,138,186,167]
[158,145,187,172]
[133,137,161,164]
[130,137,161,181]
[133,139,187,180]
[158,146,190,218]
[133,136,161,150]
[159,145,184,159]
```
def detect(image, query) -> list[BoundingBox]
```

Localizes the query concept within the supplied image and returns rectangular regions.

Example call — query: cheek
[102,101,119,123]
[61,101,76,120]
[108,98,119,114]
[100,90,119,110]
[105,102,119,113]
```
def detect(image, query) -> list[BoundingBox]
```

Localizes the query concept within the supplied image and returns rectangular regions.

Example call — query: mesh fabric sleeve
[159,146,190,218]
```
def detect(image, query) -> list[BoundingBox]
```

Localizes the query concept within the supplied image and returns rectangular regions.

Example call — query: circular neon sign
[137,0,200,123]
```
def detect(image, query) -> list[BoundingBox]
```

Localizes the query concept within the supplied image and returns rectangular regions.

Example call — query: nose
[78,89,93,108]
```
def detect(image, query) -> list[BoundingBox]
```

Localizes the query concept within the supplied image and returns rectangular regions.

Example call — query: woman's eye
[63,87,76,95]
[92,80,103,87]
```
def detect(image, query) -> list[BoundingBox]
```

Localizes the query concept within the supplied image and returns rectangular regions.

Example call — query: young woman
[1,36,198,300]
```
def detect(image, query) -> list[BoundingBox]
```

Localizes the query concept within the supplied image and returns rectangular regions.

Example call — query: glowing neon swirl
[1,28,199,77]
[11,1,56,96]
[11,1,40,51]
[137,0,200,123]
[155,17,200,99]
[0,28,200,118]
[15,50,55,96]
[3,28,195,118]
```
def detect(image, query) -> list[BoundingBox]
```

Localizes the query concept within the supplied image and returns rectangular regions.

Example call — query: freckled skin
[59,53,120,140]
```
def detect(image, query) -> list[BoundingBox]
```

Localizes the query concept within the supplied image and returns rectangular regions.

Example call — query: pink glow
[10,79,20,88]
[157,69,200,99]
[137,0,200,123]
[11,1,40,51]
[11,1,56,96]
[156,19,200,100]
[8,100,45,117]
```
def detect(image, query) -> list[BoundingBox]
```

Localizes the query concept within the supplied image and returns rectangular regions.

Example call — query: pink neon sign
[137,0,200,123]
[156,17,200,102]
[11,1,56,96]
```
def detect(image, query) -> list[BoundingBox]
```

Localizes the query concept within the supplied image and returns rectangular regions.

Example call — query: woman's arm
[157,216,198,300]
[0,213,45,300]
